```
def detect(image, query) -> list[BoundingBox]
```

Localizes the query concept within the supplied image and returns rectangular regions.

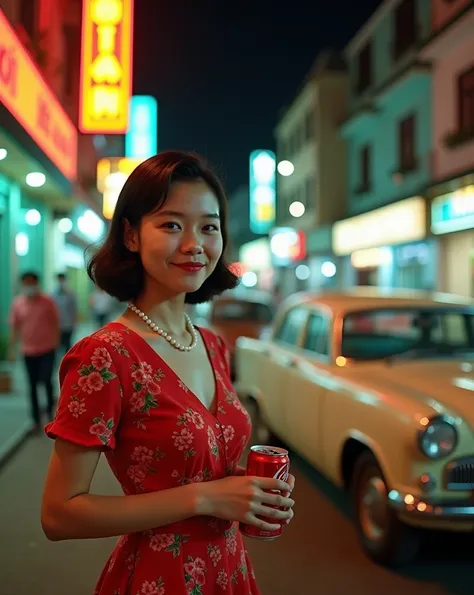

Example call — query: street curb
[0,422,33,471]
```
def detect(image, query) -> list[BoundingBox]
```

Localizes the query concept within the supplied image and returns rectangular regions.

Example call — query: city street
[0,402,472,595]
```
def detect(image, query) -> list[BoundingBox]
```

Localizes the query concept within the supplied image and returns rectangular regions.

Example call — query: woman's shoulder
[65,323,141,362]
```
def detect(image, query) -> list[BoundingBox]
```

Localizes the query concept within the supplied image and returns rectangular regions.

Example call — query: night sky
[132,0,383,196]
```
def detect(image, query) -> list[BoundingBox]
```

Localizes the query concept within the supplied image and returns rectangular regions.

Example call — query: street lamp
[289,200,305,218]
[277,160,294,176]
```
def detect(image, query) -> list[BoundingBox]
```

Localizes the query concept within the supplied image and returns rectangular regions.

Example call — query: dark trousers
[23,350,56,425]
[60,330,74,354]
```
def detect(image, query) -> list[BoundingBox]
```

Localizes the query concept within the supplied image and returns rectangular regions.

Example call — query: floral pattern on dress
[184,556,207,595]
[137,577,165,595]
[45,325,259,595]
[129,362,163,415]
[148,532,189,558]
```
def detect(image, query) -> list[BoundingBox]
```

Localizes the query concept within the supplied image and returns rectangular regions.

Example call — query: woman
[42,151,295,595]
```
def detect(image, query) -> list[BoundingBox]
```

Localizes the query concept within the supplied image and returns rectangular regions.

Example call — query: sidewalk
[0,322,98,468]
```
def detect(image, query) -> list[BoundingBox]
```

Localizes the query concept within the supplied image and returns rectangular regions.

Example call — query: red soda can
[240,445,290,540]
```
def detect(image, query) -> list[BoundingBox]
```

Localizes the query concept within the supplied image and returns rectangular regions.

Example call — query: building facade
[336,0,437,290]
[421,1,474,297]
[0,0,107,358]
[273,51,348,295]
[226,185,273,291]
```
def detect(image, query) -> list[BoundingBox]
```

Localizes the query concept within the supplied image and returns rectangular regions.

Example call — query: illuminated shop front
[305,225,339,291]
[332,197,437,290]
[238,238,273,291]
[269,227,307,296]
[431,184,474,297]
[51,205,106,319]
[0,9,77,355]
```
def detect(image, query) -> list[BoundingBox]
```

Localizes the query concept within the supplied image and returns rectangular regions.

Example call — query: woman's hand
[282,473,296,525]
[195,475,295,531]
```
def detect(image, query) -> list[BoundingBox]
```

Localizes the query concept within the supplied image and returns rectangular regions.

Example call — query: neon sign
[249,150,276,234]
[125,95,158,159]
[79,0,134,134]
[0,9,77,180]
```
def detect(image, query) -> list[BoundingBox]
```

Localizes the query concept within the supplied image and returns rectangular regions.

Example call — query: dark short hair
[87,151,239,304]
[21,271,39,282]
[57,273,66,280]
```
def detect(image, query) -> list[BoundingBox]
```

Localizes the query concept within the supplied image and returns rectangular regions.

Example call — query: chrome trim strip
[388,489,474,519]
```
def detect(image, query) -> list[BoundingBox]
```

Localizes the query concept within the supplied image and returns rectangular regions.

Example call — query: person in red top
[9,271,60,429]
[42,151,296,595]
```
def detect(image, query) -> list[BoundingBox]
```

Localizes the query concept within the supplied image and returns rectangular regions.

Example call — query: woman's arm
[41,439,293,541]
[41,439,200,541]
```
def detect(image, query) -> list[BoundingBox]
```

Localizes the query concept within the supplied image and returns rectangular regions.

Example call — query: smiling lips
[172,262,205,273]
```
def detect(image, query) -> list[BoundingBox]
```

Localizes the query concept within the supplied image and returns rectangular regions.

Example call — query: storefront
[51,205,107,319]
[0,9,78,355]
[305,224,339,291]
[269,227,307,297]
[238,237,273,291]
[431,183,474,297]
[332,196,437,290]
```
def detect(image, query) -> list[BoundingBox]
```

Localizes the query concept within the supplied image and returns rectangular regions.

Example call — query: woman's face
[127,180,224,298]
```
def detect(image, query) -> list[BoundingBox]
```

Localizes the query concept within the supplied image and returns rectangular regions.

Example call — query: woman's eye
[162,222,181,230]
[203,224,219,232]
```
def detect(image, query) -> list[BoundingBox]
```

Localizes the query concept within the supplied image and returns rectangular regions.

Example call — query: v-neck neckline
[106,322,220,418]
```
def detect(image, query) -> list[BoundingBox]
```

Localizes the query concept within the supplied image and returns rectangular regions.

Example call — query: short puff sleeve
[45,337,122,450]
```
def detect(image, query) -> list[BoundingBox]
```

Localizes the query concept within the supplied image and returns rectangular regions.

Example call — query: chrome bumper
[388,490,474,520]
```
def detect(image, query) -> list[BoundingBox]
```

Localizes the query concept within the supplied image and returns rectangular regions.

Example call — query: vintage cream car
[235,289,474,567]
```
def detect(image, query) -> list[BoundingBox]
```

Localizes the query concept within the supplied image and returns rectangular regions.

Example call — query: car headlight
[418,417,458,459]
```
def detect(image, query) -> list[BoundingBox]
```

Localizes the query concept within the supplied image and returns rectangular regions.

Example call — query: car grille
[445,457,474,490]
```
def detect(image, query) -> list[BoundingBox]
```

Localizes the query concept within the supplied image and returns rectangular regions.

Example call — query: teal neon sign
[125,96,158,160]
[249,150,276,235]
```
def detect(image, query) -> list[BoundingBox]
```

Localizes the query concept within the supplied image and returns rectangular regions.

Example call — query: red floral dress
[45,323,260,595]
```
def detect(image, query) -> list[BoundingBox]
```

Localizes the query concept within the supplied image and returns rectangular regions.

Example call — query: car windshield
[211,300,273,323]
[341,307,474,361]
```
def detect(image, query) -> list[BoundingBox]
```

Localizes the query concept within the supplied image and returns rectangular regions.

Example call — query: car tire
[351,450,421,567]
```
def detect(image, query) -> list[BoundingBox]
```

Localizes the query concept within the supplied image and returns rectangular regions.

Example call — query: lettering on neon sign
[0,43,18,96]
[0,9,77,180]
[80,0,134,133]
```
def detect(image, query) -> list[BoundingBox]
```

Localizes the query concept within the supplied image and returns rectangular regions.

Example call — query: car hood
[353,359,474,425]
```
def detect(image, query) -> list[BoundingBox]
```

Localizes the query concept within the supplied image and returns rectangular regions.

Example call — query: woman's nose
[181,240,204,255]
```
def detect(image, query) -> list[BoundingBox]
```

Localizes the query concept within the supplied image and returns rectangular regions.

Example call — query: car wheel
[351,450,421,567]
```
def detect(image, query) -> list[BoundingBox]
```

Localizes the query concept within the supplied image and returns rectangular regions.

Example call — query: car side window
[274,307,308,346]
[303,313,329,356]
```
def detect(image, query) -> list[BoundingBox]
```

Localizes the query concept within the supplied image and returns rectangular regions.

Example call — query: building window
[394,0,417,60]
[356,42,372,94]
[398,114,417,172]
[458,66,474,134]
[358,145,371,193]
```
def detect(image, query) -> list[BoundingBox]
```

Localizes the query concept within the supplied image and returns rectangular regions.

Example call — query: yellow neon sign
[79,0,134,134]
[97,157,142,219]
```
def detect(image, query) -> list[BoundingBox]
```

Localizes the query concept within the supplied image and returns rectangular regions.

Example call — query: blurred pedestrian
[89,287,113,328]
[53,272,78,355]
[9,271,60,429]
[42,151,295,594]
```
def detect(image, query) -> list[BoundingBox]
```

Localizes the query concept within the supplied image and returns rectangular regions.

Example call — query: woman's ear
[123,219,140,252]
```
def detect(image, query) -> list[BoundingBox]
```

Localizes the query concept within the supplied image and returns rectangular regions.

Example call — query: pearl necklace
[127,303,198,352]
